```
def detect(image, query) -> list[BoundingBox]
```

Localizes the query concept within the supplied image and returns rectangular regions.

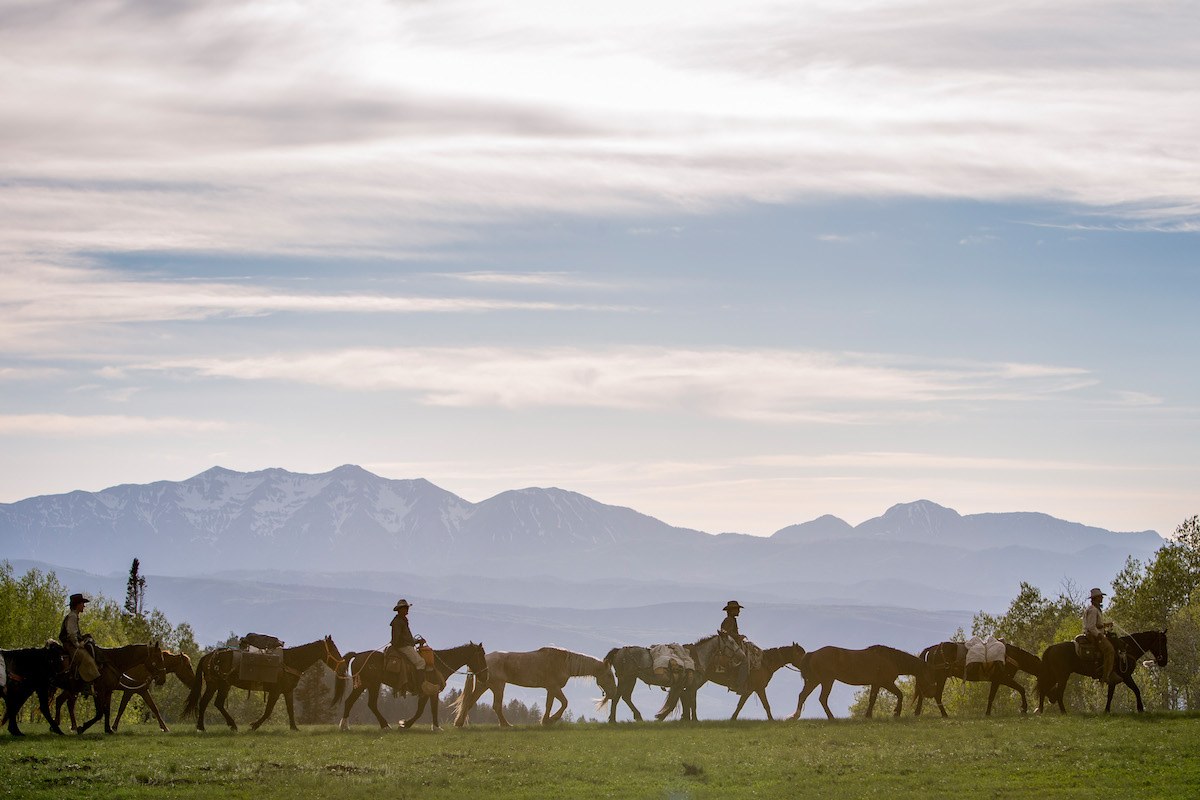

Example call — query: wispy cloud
[147,346,1096,423]
[0,261,633,354]
[0,414,229,437]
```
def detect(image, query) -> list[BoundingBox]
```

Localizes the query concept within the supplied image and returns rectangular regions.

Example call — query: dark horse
[1,642,69,735]
[653,643,808,721]
[914,640,1042,716]
[1037,630,1167,713]
[603,644,698,723]
[68,642,167,734]
[787,645,934,720]
[55,648,194,732]
[182,636,342,731]
[331,642,488,731]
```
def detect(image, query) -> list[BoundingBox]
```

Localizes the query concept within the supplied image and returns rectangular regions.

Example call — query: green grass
[2,714,1199,799]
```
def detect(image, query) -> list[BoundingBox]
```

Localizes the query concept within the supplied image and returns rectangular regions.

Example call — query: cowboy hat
[69,593,90,606]
[394,598,411,611]
[1089,587,1106,600]
[723,600,743,611]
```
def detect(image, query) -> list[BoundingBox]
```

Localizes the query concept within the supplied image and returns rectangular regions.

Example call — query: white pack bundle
[650,643,695,675]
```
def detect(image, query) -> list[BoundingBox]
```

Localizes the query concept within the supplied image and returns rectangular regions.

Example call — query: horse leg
[75,686,105,734]
[283,690,298,731]
[213,685,238,731]
[788,679,817,720]
[429,697,441,732]
[38,686,65,736]
[731,691,749,721]
[1126,674,1144,713]
[143,689,169,732]
[818,681,836,720]
[935,679,949,718]
[195,683,216,731]
[864,690,883,719]
[885,682,903,717]
[616,677,641,722]
[986,680,1000,715]
[340,684,366,730]
[547,687,568,724]
[365,685,389,729]
[492,682,511,727]
[401,695,426,729]
[112,690,130,731]
[757,688,773,721]
[248,689,279,731]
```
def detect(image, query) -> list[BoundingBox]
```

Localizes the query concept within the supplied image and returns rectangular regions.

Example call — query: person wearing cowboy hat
[1083,587,1115,683]
[59,592,100,687]
[390,599,438,694]
[719,601,750,693]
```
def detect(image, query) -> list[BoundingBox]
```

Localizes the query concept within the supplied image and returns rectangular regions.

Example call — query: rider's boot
[418,668,439,695]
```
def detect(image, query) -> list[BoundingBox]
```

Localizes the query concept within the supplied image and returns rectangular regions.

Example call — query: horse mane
[564,649,605,678]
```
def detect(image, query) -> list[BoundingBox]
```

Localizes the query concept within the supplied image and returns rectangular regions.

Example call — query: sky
[1,0,1197,539]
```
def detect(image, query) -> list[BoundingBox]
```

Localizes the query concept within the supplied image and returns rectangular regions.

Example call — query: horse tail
[452,672,475,725]
[181,652,208,720]
[330,652,355,706]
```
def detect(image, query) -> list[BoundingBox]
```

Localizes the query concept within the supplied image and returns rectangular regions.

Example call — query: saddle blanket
[237,650,283,683]
[650,644,695,675]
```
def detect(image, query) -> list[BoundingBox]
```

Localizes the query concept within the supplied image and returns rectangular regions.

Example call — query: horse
[652,641,807,722]
[0,641,69,736]
[913,640,1042,716]
[786,644,934,720]
[181,636,342,731]
[609,635,731,722]
[453,647,617,727]
[1036,630,1167,713]
[331,642,488,731]
[54,649,194,732]
[70,641,166,734]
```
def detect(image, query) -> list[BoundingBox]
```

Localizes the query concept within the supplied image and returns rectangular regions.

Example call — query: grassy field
[2,713,1199,799]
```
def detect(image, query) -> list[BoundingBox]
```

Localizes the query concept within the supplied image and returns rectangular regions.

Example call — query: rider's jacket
[59,610,85,652]
[1082,604,1107,638]
[391,614,417,648]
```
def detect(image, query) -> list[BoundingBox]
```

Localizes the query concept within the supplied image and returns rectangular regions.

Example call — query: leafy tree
[1108,515,1200,710]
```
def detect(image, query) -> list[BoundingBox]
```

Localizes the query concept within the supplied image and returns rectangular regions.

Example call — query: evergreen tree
[124,558,146,619]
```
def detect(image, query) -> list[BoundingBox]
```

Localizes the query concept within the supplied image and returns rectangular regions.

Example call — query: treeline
[851,514,1200,716]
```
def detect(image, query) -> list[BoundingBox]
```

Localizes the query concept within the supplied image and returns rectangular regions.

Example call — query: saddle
[381,645,443,696]
[1074,634,1128,677]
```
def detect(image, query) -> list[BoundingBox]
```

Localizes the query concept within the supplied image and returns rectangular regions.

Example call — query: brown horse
[913,640,1042,716]
[453,647,617,727]
[55,649,194,732]
[787,645,934,720]
[1037,630,1167,713]
[181,636,342,731]
[331,642,488,731]
[72,642,166,734]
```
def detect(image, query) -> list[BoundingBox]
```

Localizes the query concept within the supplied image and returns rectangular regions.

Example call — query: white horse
[453,647,616,726]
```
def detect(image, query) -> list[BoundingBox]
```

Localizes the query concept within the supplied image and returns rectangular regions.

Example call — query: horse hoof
[431,725,442,733]
[397,720,407,729]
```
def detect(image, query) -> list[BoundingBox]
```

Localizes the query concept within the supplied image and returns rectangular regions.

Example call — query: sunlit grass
[2,714,1199,798]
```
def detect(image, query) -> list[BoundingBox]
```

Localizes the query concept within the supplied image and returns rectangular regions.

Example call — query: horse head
[147,640,167,684]
[787,642,806,671]
[1150,630,1169,668]
[466,642,489,685]
[321,635,344,671]
[171,651,197,688]
[595,661,619,703]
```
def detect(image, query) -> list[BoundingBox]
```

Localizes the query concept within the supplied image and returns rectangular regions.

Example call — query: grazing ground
[1,713,1198,799]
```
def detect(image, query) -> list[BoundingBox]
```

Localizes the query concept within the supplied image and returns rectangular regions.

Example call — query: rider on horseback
[719,600,750,693]
[1083,587,1116,682]
[391,599,438,694]
[59,593,100,691]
